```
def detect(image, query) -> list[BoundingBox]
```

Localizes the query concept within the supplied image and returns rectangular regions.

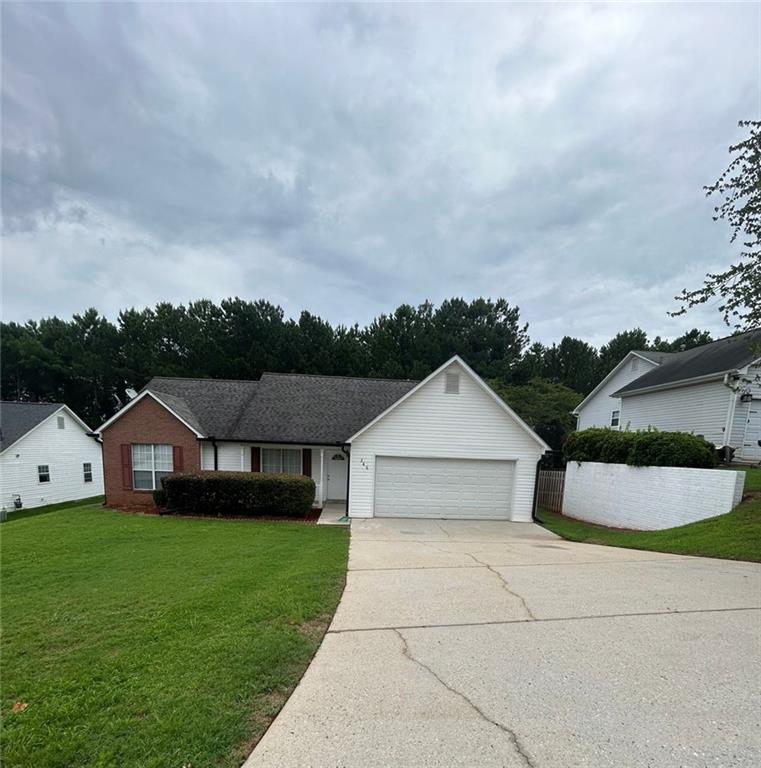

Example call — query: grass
[1,503,349,768]
[537,497,761,563]
[4,495,105,522]
[725,464,761,491]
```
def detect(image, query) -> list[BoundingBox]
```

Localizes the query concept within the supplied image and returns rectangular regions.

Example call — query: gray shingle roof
[1,401,65,452]
[614,330,761,396]
[144,373,418,444]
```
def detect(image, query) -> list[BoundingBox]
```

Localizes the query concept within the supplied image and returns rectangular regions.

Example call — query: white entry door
[742,406,761,460]
[374,456,515,519]
[326,452,348,500]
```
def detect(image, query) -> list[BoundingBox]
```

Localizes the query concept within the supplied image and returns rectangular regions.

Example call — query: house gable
[97,390,205,438]
[100,394,201,508]
[348,356,548,450]
[347,358,548,522]
[574,353,659,430]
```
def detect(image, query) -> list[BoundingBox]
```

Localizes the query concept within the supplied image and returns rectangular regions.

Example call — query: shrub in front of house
[162,471,316,518]
[562,428,615,463]
[153,488,168,508]
[564,428,717,469]
[627,430,717,469]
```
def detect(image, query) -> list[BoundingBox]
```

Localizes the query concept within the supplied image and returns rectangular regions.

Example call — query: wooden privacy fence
[537,469,565,513]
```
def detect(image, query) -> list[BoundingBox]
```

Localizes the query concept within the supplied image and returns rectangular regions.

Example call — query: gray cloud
[2,2,758,346]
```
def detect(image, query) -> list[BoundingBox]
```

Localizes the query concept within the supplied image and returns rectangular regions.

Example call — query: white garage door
[374,456,514,519]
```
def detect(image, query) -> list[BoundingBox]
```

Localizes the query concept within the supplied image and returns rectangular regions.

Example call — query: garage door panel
[374,456,514,520]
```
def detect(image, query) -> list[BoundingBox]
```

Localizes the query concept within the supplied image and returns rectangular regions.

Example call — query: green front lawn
[538,497,761,562]
[1,503,349,768]
[726,464,761,491]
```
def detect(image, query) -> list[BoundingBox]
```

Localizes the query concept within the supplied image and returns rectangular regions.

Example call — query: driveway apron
[245,518,761,768]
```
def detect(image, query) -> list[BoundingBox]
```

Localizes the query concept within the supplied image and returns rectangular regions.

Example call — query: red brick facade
[102,395,201,508]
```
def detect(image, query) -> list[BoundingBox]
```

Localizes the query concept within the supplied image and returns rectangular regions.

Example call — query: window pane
[154,471,172,488]
[154,445,173,471]
[282,449,302,475]
[38,464,50,482]
[133,470,154,490]
[132,444,153,470]
[262,449,281,473]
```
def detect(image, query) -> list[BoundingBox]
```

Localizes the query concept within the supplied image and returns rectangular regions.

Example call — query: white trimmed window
[132,444,173,490]
[261,448,302,475]
[610,410,621,428]
[38,464,50,483]
[83,462,93,483]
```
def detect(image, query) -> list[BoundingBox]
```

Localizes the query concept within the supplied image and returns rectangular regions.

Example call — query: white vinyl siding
[0,408,104,511]
[621,380,730,445]
[576,354,658,430]
[348,361,545,522]
[199,442,327,502]
[729,364,761,460]
[374,457,515,519]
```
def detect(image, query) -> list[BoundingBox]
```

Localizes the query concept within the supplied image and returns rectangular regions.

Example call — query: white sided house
[97,357,549,520]
[573,330,761,462]
[0,402,104,512]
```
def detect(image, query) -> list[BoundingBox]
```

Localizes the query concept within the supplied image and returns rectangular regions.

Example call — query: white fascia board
[94,390,204,437]
[347,355,550,451]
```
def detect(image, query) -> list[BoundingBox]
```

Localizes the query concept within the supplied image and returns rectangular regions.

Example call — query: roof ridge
[1,400,65,406]
[260,371,419,383]
[148,375,258,384]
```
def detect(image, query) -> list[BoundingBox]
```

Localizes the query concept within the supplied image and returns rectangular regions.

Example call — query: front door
[742,405,761,460]
[326,453,348,500]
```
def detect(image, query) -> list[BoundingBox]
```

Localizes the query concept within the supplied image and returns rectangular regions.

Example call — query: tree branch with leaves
[672,120,761,329]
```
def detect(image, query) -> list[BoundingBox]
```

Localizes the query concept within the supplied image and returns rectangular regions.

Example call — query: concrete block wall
[562,462,746,531]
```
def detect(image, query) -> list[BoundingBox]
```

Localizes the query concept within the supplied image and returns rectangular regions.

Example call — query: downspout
[210,438,219,471]
[341,444,351,517]
[531,455,545,522]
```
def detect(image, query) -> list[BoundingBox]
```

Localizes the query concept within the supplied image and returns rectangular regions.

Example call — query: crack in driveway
[392,628,537,768]
[418,541,537,620]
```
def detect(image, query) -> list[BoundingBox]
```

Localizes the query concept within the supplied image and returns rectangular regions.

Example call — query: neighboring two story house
[573,329,761,462]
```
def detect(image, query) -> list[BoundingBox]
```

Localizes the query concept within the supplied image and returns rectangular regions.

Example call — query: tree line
[0,297,712,450]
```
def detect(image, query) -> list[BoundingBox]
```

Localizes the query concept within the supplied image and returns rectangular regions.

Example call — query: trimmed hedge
[162,471,316,518]
[564,428,717,469]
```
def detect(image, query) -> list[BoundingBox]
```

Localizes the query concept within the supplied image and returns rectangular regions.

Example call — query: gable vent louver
[445,372,460,394]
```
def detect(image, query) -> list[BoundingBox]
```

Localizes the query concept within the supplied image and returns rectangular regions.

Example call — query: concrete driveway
[246,518,761,768]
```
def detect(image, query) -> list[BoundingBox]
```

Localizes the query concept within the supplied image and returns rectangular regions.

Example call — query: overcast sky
[2,2,759,347]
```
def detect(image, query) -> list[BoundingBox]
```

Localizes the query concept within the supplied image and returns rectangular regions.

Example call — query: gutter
[613,371,731,399]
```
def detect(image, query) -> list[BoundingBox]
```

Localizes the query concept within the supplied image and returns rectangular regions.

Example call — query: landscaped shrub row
[564,428,718,469]
[159,471,316,517]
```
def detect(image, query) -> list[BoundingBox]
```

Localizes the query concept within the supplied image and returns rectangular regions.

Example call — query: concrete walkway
[245,518,761,768]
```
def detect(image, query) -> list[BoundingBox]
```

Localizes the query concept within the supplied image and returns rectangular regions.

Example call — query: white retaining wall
[562,462,746,531]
